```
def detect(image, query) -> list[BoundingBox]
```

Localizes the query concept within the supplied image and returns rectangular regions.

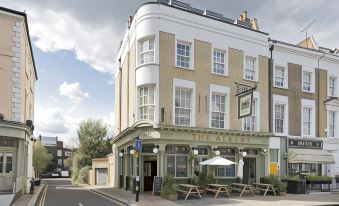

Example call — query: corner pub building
[112,1,272,192]
[112,0,338,192]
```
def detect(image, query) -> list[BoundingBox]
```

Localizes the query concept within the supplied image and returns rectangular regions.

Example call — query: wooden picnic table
[204,184,230,198]
[252,183,277,196]
[229,183,255,197]
[177,184,203,200]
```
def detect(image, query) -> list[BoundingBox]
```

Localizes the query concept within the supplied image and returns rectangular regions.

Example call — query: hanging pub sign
[235,82,256,119]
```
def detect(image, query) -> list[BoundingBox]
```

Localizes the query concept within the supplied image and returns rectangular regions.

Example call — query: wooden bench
[252,183,277,196]
[204,184,230,198]
[230,183,255,197]
[177,184,203,200]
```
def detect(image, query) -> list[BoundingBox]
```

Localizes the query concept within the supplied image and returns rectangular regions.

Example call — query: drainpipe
[317,53,326,137]
[269,42,274,133]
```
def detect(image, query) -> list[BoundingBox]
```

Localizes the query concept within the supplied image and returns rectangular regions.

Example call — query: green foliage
[194,172,215,188]
[71,152,90,181]
[77,119,112,161]
[33,141,53,176]
[77,166,91,184]
[261,174,281,188]
[64,157,73,169]
[162,175,178,196]
[306,175,332,182]
[281,175,301,181]
[278,183,287,192]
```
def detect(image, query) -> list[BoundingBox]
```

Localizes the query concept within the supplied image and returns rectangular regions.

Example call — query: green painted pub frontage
[112,121,271,192]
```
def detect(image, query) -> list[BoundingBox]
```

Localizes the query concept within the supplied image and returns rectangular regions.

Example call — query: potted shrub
[162,175,178,201]
[278,183,287,196]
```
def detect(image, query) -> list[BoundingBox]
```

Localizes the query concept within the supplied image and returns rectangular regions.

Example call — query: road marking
[78,203,84,206]
[39,185,48,206]
[89,189,127,206]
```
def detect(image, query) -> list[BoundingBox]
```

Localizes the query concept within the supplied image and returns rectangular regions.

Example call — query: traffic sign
[135,138,142,152]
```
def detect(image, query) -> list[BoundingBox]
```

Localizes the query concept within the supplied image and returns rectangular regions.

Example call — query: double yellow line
[39,185,48,206]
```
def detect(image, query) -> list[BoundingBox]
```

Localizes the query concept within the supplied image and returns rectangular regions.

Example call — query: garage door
[96,168,107,186]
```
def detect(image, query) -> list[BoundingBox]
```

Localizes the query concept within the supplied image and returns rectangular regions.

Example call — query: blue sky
[2,0,338,146]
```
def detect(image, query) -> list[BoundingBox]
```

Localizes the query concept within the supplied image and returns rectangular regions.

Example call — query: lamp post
[134,136,142,202]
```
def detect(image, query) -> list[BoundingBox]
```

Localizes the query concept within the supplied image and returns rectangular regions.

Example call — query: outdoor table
[230,183,255,197]
[204,183,230,198]
[252,183,277,196]
[177,184,203,200]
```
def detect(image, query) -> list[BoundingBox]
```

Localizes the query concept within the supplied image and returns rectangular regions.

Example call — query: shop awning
[288,149,335,164]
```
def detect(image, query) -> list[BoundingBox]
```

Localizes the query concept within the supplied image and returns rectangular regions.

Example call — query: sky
[1,0,338,146]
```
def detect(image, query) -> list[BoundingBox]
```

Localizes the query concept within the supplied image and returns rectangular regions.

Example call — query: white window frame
[241,91,260,132]
[138,36,155,66]
[173,78,195,127]
[212,48,228,76]
[301,99,315,137]
[302,67,315,93]
[273,95,289,136]
[328,76,337,97]
[328,111,336,138]
[209,84,230,129]
[273,62,288,89]
[138,84,155,121]
[243,55,259,81]
[175,39,194,70]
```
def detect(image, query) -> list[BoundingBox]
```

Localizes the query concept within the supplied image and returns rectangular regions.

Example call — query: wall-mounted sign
[238,90,253,119]
[192,133,251,144]
[288,139,322,149]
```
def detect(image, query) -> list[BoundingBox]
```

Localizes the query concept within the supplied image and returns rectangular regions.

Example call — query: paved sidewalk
[95,188,339,206]
[11,185,43,206]
[95,188,179,206]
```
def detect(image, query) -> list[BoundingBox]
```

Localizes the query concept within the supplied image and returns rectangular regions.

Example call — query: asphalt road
[42,178,119,206]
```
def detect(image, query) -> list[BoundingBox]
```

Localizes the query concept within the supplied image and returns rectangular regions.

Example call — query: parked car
[40,172,52,178]
[51,171,60,177]
[61,170,70,178]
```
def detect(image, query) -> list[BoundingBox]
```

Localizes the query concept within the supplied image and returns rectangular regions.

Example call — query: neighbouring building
[39,136,72,172]
[88,154,115,186]
[112,0,338,192]
[112,1,272,192]
[0,6,37,197]
[269,37,339,188]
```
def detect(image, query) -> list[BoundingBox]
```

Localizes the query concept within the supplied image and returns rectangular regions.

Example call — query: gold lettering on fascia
[192,133,250,143]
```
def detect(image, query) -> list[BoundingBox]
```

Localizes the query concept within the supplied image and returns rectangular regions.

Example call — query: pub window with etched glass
[243,100,257,132]
[329,77,336,97]
[274,65,286,87]
[165,145,188,177]
[303,72,312,92]
[213,50,225,75]
[175,88,191,126]
[211,93,226,128]
[215,148,235,177]
[138,85,155,121]
[176,42,190,68]
[303,107,312,136]
[139,38,155,65]
[329,111,336,137]
[274,104,285,134]
[244,56,256,81]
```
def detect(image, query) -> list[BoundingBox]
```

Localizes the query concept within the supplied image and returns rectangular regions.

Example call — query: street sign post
[134,137,142,202]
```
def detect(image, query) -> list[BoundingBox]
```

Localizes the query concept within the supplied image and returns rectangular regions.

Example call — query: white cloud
[35,106,69,134]
[59,82,89,105]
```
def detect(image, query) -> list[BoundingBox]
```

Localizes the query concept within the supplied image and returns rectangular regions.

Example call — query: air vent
[171,0,190,10]
[203,10,223,19]
[235,19,252,28]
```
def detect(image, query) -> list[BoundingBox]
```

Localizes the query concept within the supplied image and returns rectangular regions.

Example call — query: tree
[64,157,73,169]
[33,141,53,177]
[77,119,112,161]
